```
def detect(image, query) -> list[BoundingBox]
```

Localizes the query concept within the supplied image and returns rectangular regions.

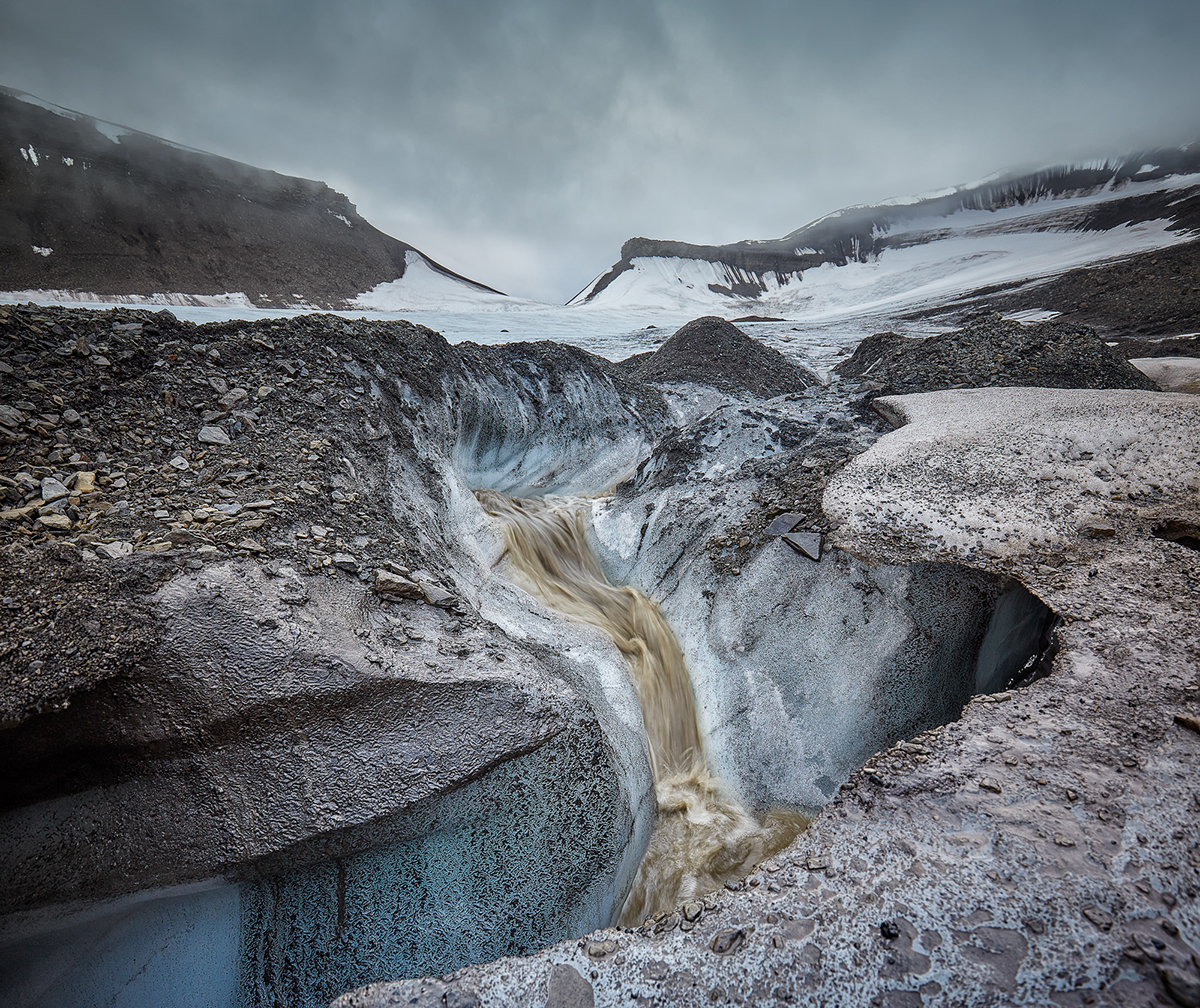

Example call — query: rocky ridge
[0,87,501,307]
[835,313,1159,399]
[576,149,1200,305]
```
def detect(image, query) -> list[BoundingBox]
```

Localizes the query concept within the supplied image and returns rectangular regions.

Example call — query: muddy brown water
[476,490,806,926]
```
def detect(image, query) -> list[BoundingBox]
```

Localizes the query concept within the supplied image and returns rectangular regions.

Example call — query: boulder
[373,568,423,599]
[197,425,231,446]
[38,477,69,502]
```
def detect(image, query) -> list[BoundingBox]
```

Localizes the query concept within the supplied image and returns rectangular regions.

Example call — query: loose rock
[197,425,231,446]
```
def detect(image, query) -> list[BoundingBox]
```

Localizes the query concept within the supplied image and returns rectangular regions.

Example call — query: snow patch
[807,169,1008,221]
[1003,309,1062,324]
[5,89,80,121]
[351,251,525,311]
[94,120,129,144]
[0,290,256,308]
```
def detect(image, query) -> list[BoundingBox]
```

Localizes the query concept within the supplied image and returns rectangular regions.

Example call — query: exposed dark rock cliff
[0,87,502,308]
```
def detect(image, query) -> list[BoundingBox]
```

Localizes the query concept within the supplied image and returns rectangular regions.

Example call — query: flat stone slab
[764,512,804,535]
[197,424,231,445]
[780,531,821,560]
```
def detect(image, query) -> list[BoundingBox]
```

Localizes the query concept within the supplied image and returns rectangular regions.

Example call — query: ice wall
[589,391,1055,813]
[0,719,642,1008]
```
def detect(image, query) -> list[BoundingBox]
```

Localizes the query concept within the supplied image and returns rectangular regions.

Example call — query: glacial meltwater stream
[476,491,807,926]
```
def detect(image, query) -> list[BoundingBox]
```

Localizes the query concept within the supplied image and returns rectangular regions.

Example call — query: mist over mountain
[5,83,1200,340]
[574,149,1200,329]
[0,87,503,310]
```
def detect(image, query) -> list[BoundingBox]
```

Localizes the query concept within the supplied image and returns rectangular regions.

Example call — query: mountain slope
[572,149,1200,321]
[0,87,504,309]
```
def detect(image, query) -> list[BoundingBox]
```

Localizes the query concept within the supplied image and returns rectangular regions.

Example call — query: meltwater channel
[476,490,806,926]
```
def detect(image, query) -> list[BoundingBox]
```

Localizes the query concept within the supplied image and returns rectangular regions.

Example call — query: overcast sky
[4,0,1199,301]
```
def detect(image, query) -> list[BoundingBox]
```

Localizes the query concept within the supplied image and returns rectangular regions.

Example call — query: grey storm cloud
[3,0,1200,300]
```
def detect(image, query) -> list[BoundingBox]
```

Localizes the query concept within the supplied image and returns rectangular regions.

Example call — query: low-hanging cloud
[4,0,1199,301]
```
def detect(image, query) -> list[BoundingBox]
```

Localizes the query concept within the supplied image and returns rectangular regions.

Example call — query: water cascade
[476,491,806,925]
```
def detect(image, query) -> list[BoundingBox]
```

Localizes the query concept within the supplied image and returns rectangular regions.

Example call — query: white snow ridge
[352,251,533,311]
[580,171,1200,319]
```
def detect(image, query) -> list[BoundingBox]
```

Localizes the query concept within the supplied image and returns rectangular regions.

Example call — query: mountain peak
[573,146,1200,316]
[0,87,504,309]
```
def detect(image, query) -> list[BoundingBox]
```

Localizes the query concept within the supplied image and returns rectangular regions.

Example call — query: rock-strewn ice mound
[619,316,822,398]
[836,313,1159,398]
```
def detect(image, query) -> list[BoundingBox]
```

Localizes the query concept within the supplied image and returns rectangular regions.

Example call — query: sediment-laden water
[476,490,806,926]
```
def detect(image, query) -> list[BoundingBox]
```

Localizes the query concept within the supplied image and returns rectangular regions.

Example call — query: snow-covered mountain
[572,151,1200,320]
[0,87,505,310]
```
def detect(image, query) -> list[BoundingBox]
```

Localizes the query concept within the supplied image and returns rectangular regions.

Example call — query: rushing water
[476,490,806,926]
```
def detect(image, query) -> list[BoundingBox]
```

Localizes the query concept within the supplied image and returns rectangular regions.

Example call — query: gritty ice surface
[1130,356,1200,393]
[826,387,1200,564]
